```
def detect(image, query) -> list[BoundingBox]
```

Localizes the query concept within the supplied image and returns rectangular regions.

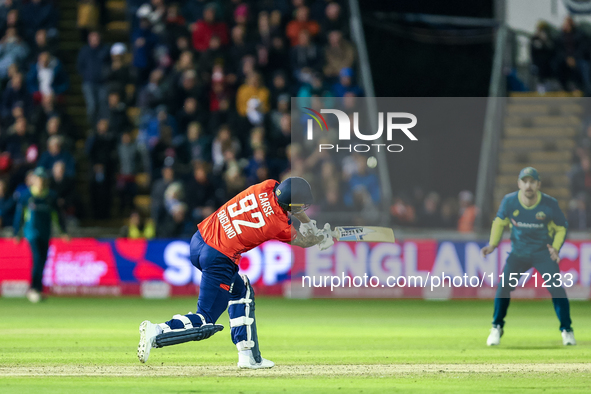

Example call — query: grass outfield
[0,297,589,393]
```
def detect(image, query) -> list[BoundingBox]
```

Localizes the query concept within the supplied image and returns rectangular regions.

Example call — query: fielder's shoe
[237,350,275,369]
[487,325,503,346]
[26,289,41,303]
[562,329,576,346]
[138,320,162,363]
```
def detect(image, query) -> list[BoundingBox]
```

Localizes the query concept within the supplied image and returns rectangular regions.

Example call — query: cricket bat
[331,226,395,243]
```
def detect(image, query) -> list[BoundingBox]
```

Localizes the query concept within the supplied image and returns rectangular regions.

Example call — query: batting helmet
[275,177,313,214]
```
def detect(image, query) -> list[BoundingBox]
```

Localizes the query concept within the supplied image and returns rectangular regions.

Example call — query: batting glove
[317,223,334,251]
[299,219,319,236]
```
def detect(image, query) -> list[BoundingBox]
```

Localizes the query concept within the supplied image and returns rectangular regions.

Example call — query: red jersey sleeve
[274,218,296,243]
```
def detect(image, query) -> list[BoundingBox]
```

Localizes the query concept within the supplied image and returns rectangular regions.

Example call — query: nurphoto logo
[304,107,418,153]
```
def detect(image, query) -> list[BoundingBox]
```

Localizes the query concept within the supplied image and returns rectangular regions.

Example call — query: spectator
[567,193,589,230]
[132,12,158,86]
[555,16,590,94]
[390,196,416,225]
[321,2,349,38]
[185,162,217,222]
[236,72,270,125]
[256,11,273,49]
[181,0,206,24]
[176,96,205,134]
[120,210,156,239]
[290,29,321,83]
[158,201,193,238]
[269,70,289,109]
[164,3,187,51]
[1,72,31,126]
[223,148,246,197]
[0,177,15,228]
[0,27,28,79]
[183,121,211,162]
[26,51,69,103]
[319,182,346,212]
[208,66,233,129]
[137,68,165,117]
[0,0,16,30]
[166,68,203,114]
[323,30,355,79]
[150,165,175,226]
[530,21,556,90]
[344,155,380,208]
[107,43,133,101]
[1,116,37,190]
[136,0,166,36]
[145,108,178,167]
[20,0,58,43]
[245,147,267,185]
[268,113,291,164]
[197,35,226,80]
[117,132,141,215]
[87,119,116,219]
[50,160,77,219]
[332,67,363,97]
[440,197,459,229]
[41,115,71,152]
[286,6,320,47]
[457,190,477,233]
[569,155,591,196]
[0,8,22,39]
[107,91,132,135]
[191,4,229,53]
[77,0,100,41]
[268,36,289,74]
[211,124,240,173]
[31,29,56,61]
[297,72,332,104]
[29,90,66,139]
[417,192,441,227]
[37,135,75,178]
[77,31,110,126]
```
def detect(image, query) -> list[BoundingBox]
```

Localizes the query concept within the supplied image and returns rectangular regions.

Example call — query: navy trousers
[165,231,252,345]
[27,237,49,292]
[493,250,572,331]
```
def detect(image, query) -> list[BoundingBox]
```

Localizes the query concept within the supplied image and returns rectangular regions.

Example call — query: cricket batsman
[137,177,333,368]
[13,167,69,303]
[481,167,575,346]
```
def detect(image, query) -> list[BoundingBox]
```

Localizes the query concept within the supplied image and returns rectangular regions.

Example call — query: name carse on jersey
[199,180,293,263]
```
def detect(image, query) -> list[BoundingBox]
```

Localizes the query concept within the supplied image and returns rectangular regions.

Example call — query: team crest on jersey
[513,210,519,217]
[535,211,546,220]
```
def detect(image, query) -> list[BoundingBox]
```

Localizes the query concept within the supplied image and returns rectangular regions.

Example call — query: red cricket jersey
[198,179,295,263]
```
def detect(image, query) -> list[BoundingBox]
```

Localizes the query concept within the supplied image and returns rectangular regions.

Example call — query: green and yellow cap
[518,166,540,181]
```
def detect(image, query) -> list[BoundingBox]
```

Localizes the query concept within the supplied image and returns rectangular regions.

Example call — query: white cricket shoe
[562,330,576,346]
[26,289,41,303]
[487,325,503,346]
[237,350,275,369]
[138,320,162,363]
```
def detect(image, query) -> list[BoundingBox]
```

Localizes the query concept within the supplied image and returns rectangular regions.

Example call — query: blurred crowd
[529,16,591,94]
[389,188,477,233]
[0,0,80,230]
[0,0,373,237]
[569,121,591,230]
[516,15,591,230]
